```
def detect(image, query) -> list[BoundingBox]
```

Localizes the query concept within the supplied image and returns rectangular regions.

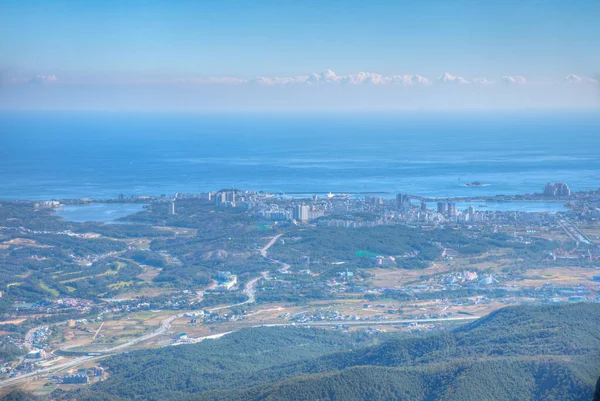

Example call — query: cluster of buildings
[215,271,237,290]
[241,189,569,228]
[214,190,240,207]
[61,373,88,384]
[283,309,390,324]
[436,202,458,217]
[34,200,61,208]
[51,367,104,385]
[543,182,571,197]
[24,325,51,351]
[105,182,593,231]
[255,202,326,223]
[25,349,46,359]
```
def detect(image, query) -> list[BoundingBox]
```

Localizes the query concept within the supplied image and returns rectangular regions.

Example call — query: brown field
[16,270,33,278]
[117,286,174,299]
[0,318,27,325]
[49,311,175,353]
[535,229,573,242]
[169,319,214,337]
[2,238,52,248]
[137,266,162,281]
[369,249,521,288]
[578,225,600,244]
[369,265,446,288]
[153,226,197,236]
[519,266,599,286]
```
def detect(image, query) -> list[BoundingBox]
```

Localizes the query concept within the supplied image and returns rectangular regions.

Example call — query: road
[194,280,217,303]
[0,234,481,390]
[260,234,282,257]
[92,322,104,341]
[0,312,182,389]
[260,234,291,274]
[258,316,480,327]
[0,272,266,390]
[172,331,235,346]
[559,218,592,245]
[205,271,266,311]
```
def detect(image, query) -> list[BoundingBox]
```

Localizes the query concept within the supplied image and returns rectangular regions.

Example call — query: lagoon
[425,201,567,213]
[55,203,146,222]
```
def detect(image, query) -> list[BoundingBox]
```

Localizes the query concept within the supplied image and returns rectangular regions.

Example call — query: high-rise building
[447,203,456,217]
[309,209,325,220]
[421,200,427,211]
[365,195,383,205]
[396,193,410,205]
[543,183,556,197]
[169,200,176,215]
[199,192,213,201]
[396,193,410,211]
[437,202,447,215]
[543,182,571,197]
[225,191,236,203]
[293,204,310,223]
[467,205,476,215]
[215,192,227,205]
[555,182,571,197]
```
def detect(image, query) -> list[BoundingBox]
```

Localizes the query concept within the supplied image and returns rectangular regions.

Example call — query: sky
[1,0,599,111]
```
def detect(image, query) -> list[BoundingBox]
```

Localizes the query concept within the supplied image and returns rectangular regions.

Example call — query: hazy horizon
[2,0,599,111]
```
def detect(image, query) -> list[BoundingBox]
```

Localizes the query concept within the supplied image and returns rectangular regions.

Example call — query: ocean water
[1,111,599,201]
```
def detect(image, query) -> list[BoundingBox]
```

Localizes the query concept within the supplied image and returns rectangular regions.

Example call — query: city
[0,181,599,397]
[3,0,600,399]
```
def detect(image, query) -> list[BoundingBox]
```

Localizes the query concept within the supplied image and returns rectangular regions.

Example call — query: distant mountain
[68,303,600,401]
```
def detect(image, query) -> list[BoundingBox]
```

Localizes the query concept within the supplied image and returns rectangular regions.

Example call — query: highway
[559,218,593,245]
[0,312,182,389]
[258,316,480,327]
[0,266,267,390]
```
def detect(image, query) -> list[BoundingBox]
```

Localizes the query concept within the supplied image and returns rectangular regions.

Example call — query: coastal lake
[55,203,146,222]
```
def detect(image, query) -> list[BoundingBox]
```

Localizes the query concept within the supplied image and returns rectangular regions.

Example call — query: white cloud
[15,70,575,89]
[564,74,583,83]
[472,78,494,85]
[28,74,58,84]
[501,75,526,85]
[353,73,430,86]
[564,74,599,84]
[339,72,382,85]
[437,72,469,84]
[406,75,430,85]
[252,70,431,86]
[252,75,310,85]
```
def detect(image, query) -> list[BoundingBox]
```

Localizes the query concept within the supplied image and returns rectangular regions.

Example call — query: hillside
[68,303,600,401]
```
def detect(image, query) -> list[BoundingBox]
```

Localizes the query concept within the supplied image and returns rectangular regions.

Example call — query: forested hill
[66,303,600,401]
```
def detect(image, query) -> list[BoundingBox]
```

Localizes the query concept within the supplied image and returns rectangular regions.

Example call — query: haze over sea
[1,111,599,201]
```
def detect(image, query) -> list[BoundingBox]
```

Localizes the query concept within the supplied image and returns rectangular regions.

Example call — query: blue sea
[1,111,599,201]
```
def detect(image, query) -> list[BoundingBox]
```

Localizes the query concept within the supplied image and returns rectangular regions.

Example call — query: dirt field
[137,266,162,281]
[519,266,599,286]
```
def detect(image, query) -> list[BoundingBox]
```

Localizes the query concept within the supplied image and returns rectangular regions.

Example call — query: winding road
[0,234,479,391]
[0,259,269,390]
[260,233,291,273]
